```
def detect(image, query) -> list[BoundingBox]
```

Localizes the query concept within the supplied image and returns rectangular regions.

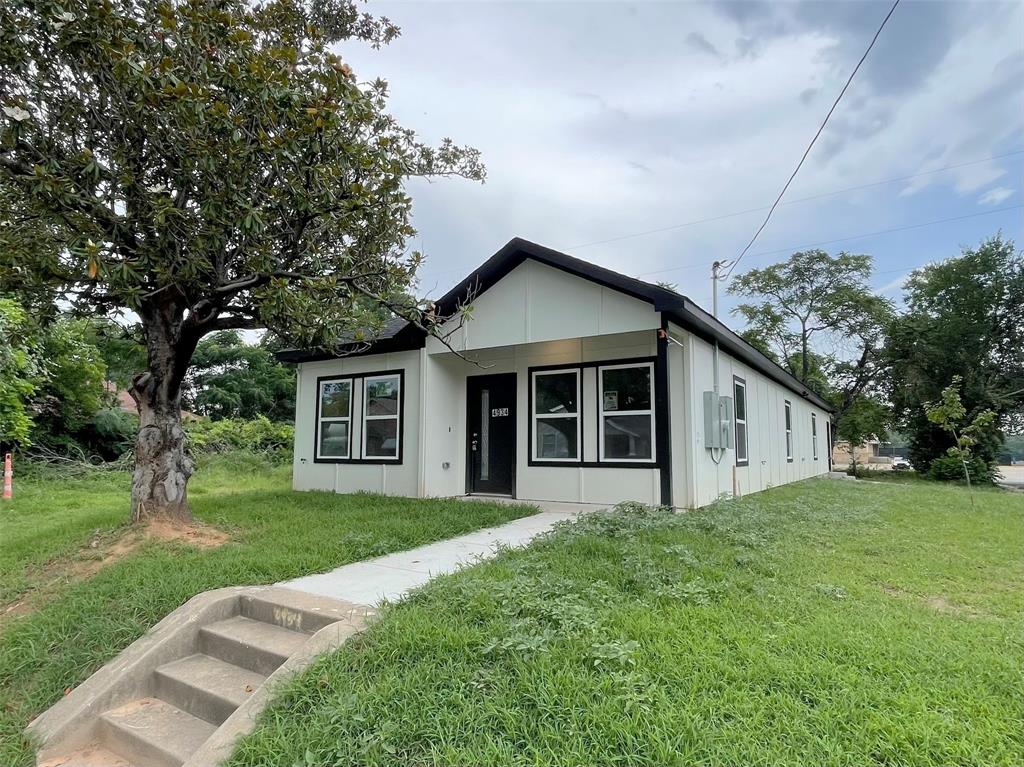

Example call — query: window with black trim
[599,362,654,462]
[532,369,580,461]
[734,376,748,466]
[784,400,793,462]
[812,412,818,460]
[317,378,352,459]
[362,374,401,459]
[733,374,749,462]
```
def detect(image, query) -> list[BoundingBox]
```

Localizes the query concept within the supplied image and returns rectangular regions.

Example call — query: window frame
[530,367,582,463]
[313,370,404,465]
[362,373,402,461]
[733,375,749,467]
[812,412,818,461]
[598,361,656,464]
[784,400,794,463]
[315,377,353,461]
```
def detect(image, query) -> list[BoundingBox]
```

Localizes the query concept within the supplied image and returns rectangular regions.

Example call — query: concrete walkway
[283,501,598,605]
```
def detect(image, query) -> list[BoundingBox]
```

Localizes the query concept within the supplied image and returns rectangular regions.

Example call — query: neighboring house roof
[103,380,200,421]
[277,238,834,412]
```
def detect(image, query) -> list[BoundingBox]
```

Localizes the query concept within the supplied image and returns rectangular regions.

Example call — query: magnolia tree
[0,0,483,522]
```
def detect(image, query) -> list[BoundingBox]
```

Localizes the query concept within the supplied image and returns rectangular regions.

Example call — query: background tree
[926,376,997,503]
[83,318,149,391]
[0,298,40,449]
[30,318,108,447]
[834,395,889,475]
[728,249,894,436]
[183,331,295,421]
[0,1,483,523]
[884,235,1023,471]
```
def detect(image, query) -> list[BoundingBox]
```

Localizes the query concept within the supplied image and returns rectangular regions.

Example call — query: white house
[278,239,833,509]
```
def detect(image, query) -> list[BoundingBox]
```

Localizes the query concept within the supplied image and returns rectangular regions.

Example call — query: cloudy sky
[340,0,1023,315]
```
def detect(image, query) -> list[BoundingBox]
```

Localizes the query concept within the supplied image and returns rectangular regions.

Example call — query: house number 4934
[491,407,509,417]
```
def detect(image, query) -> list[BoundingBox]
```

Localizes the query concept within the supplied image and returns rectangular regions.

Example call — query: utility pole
[710,260,731,395]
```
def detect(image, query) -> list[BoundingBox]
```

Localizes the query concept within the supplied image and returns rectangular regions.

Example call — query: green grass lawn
[0,454,535,766]
[230,479,1024,767]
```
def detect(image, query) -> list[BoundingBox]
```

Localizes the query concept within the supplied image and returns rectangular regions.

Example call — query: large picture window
[532,369,580,461]
[784,400,794,463]
[599,362,654,462]
[317,378,352,459]
[734,376,748,467]
[363,374,401,459]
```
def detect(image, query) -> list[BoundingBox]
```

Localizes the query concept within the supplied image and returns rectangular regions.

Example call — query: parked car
[892,456,912,471]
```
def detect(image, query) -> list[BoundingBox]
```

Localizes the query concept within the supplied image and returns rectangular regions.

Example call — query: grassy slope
[0,455,535,766]
[231,480,1024,767]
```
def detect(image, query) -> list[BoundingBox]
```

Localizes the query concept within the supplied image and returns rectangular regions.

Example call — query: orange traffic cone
[3,453,12,500]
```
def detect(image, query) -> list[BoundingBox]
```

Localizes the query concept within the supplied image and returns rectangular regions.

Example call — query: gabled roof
[277,237,833,412]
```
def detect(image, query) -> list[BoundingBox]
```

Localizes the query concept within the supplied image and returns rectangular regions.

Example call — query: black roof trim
[274,317,424,363]
[432,237,684,316]
[276,237,833,412]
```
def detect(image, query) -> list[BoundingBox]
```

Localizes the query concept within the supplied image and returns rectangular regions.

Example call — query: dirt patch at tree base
[1,520,230,628]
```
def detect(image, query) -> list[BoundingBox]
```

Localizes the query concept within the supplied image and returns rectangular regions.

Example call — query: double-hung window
[733,376,748,466]
[599,362,655,462]
[812,413,818,460]
[317,378,352,459]
[532,369,580,461]
[363,374,401,459]
[784,400,793,462]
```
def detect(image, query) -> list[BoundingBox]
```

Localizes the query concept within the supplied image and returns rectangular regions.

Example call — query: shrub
[83,407,139,460]
[185,415,293,459]
[926,454,999,485]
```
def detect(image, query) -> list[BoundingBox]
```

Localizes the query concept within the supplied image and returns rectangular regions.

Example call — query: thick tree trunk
[130,382,194,523]
[129,302,198,524]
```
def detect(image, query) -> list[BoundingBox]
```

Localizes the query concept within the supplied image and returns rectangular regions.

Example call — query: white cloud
[978,186,1014,205]
[338,0,1024,299]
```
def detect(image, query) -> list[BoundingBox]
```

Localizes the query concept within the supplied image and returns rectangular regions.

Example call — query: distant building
[103,381,198,421]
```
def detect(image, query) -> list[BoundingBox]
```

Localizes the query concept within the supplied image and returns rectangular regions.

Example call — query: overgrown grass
[0,454,535,766]
[230,480,1024,767]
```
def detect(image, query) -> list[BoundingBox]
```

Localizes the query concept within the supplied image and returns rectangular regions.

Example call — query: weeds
[231,479,1024,767]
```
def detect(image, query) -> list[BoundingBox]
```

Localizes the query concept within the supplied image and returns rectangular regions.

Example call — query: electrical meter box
[703,391,735,450]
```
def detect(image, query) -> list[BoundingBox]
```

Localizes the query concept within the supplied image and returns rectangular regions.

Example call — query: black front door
[467,374,516,496]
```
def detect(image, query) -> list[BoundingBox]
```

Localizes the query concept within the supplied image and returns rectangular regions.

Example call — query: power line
[565,150,1024,251]
[415,149,1023,286]
[724,0,901,279]
[635,204,1024,278]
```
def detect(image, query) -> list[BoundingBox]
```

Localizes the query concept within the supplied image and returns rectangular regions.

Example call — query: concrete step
[99,697,216,767]
[153,653,267,726]
[38,742,132,767]
[199,615,308,676]
[239,589,363,634]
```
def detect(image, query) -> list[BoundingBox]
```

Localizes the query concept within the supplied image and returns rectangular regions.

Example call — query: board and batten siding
[423,331,663,505]
[429,258,660,354]
[290,256,831,507]
[292,349,422,496]
[666,321,829,508]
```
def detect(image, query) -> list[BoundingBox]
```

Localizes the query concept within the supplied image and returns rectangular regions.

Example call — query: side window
[363,374,401,459]
[532,369,580,461]
[812,413,818,460]
[317,379,352,459]
[733,376,748,466]
[599,363,655,462]
[784,400,793,462]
